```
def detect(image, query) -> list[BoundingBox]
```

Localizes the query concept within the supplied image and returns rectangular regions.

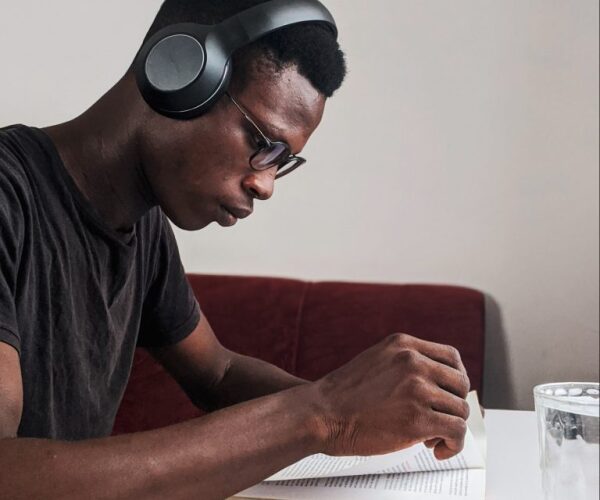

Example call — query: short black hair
[142,0,347,97]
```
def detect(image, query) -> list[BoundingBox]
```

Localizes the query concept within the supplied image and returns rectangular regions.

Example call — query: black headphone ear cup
[145,34,206,93]
[134,23,232,119]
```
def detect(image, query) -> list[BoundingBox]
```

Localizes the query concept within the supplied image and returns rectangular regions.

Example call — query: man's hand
[309,333,471,460]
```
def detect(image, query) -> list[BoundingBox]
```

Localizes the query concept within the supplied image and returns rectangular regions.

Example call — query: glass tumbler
[534,382,599,500]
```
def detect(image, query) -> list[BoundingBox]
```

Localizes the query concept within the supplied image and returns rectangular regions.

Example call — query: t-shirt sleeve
[0,170,24,354]
[137,212,200,348]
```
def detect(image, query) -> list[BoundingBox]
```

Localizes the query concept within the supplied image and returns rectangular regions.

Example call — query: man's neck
[43,73,157,233]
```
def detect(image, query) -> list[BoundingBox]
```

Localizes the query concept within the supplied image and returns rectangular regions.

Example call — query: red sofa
[113,274,485,434]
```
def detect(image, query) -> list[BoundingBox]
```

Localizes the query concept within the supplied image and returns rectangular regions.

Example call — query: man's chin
[167,215,212,232]
[171,218,238,232]
[216,217,238,228]
[163,207,238,231]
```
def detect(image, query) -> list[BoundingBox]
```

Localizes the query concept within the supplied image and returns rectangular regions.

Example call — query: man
[0,1,471,498]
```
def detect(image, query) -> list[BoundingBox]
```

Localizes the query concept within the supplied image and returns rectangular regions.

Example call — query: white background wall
[1,0,598,410]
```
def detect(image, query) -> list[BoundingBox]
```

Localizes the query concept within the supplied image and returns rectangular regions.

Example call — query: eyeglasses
[226,92,306,179]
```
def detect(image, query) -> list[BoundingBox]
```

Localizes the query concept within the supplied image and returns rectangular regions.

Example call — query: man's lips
[218,205,253,226]
[223,205,253,220]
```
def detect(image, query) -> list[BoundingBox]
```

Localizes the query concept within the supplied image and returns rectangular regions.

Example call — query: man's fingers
[424,393,469,454]
[424,438,441,448]
[395,334,468,376]
[419,341,467,377]
[425,359,471,399]
[429,387,471,420]
[427,413,467,461]
[434,441,461,460]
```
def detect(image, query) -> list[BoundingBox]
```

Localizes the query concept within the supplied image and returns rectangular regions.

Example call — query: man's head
[134,0,346,231]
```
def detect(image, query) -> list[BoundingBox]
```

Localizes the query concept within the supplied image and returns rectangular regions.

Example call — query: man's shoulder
[0,125,36,184]
[0,125,39,214]
[0,124,35,155]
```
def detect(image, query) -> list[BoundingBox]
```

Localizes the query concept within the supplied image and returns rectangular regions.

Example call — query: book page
[264,427,482,481]
[236,469,486,500]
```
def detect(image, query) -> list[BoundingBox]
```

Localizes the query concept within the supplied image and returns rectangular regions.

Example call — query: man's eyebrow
[266,124,289,143]
[233,94,294,146]
[255,118,290,146]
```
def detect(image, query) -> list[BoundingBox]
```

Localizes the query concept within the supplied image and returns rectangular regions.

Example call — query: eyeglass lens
[250,142,290,169]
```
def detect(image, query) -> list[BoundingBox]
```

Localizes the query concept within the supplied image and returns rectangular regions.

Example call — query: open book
[234,392,486,500]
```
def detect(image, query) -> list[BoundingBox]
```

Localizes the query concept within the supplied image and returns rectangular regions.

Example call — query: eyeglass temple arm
[225,92,271,144]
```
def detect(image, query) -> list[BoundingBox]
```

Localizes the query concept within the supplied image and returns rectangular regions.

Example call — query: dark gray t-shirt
[0,125,200,440]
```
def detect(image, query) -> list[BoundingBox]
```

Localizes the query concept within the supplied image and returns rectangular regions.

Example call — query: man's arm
[0,341,324,500]
[147,315,308,412]
[147,319,473,461]
[1,331,472,499]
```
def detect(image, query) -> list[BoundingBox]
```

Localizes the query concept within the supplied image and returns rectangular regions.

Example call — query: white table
[485,409,544,499]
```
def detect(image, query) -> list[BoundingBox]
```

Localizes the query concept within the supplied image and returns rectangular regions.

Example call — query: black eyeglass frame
[226,92,306,179]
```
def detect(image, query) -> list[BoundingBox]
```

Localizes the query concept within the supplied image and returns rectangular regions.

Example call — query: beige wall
[1,0,598,410]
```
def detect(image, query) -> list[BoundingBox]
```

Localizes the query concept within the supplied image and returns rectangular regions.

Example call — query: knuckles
[445,345,462,365]
[388,333,414,348]
[394,348,420,366]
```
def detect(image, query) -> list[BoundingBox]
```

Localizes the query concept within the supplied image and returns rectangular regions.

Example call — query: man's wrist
[289,381,333,455]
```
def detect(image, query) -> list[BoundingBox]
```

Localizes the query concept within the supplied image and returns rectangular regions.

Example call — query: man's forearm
[210,351,309,410]
[0,383,326,500]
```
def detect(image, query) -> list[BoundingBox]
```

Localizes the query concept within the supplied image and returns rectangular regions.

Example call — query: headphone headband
[134,0,337,120]
[217,0,337,54]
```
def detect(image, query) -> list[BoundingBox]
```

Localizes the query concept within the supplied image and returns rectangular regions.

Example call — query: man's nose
[242,168,276,201]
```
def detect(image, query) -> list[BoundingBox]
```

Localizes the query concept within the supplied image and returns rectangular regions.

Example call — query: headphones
[133,0,337,120]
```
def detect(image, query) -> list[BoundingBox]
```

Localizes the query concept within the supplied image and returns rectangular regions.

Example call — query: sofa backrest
[113,274,485,434]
